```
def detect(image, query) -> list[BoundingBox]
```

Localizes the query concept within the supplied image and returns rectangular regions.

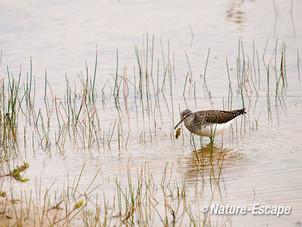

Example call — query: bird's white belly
[196,120,234,137]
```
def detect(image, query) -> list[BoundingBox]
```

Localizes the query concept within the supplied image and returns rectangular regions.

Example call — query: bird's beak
[174,116,185,129]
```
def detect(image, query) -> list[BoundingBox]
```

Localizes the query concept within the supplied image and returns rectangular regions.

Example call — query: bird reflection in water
[180,144,244,183]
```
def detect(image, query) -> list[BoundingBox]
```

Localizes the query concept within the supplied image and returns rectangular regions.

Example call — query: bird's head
[174,109,193,129]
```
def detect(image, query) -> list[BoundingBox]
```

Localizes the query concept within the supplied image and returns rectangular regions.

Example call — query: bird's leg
[209,136,214,145]
[209,136,215,162]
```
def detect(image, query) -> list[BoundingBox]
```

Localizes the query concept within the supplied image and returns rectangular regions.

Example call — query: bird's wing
[197,109,245,124]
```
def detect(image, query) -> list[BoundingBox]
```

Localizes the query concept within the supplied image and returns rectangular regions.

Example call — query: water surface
[0,0,302,226]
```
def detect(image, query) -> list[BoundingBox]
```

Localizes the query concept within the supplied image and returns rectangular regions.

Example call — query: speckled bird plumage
[175,108,246,138]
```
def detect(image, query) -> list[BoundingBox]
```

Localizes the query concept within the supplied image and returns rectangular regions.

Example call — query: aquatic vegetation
[0,33,299,226]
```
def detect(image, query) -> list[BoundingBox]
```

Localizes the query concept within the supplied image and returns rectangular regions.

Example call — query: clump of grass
[54,58,101,149]
[111,164,213,226]
[0,69,21,154]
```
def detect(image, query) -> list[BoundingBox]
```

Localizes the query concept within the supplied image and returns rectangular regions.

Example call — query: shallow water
[1,0,302,226]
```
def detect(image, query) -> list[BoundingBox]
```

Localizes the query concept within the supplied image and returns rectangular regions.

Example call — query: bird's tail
[235,108,246,116]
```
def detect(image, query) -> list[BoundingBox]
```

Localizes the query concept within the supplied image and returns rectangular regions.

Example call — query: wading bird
[174,108,246,141]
